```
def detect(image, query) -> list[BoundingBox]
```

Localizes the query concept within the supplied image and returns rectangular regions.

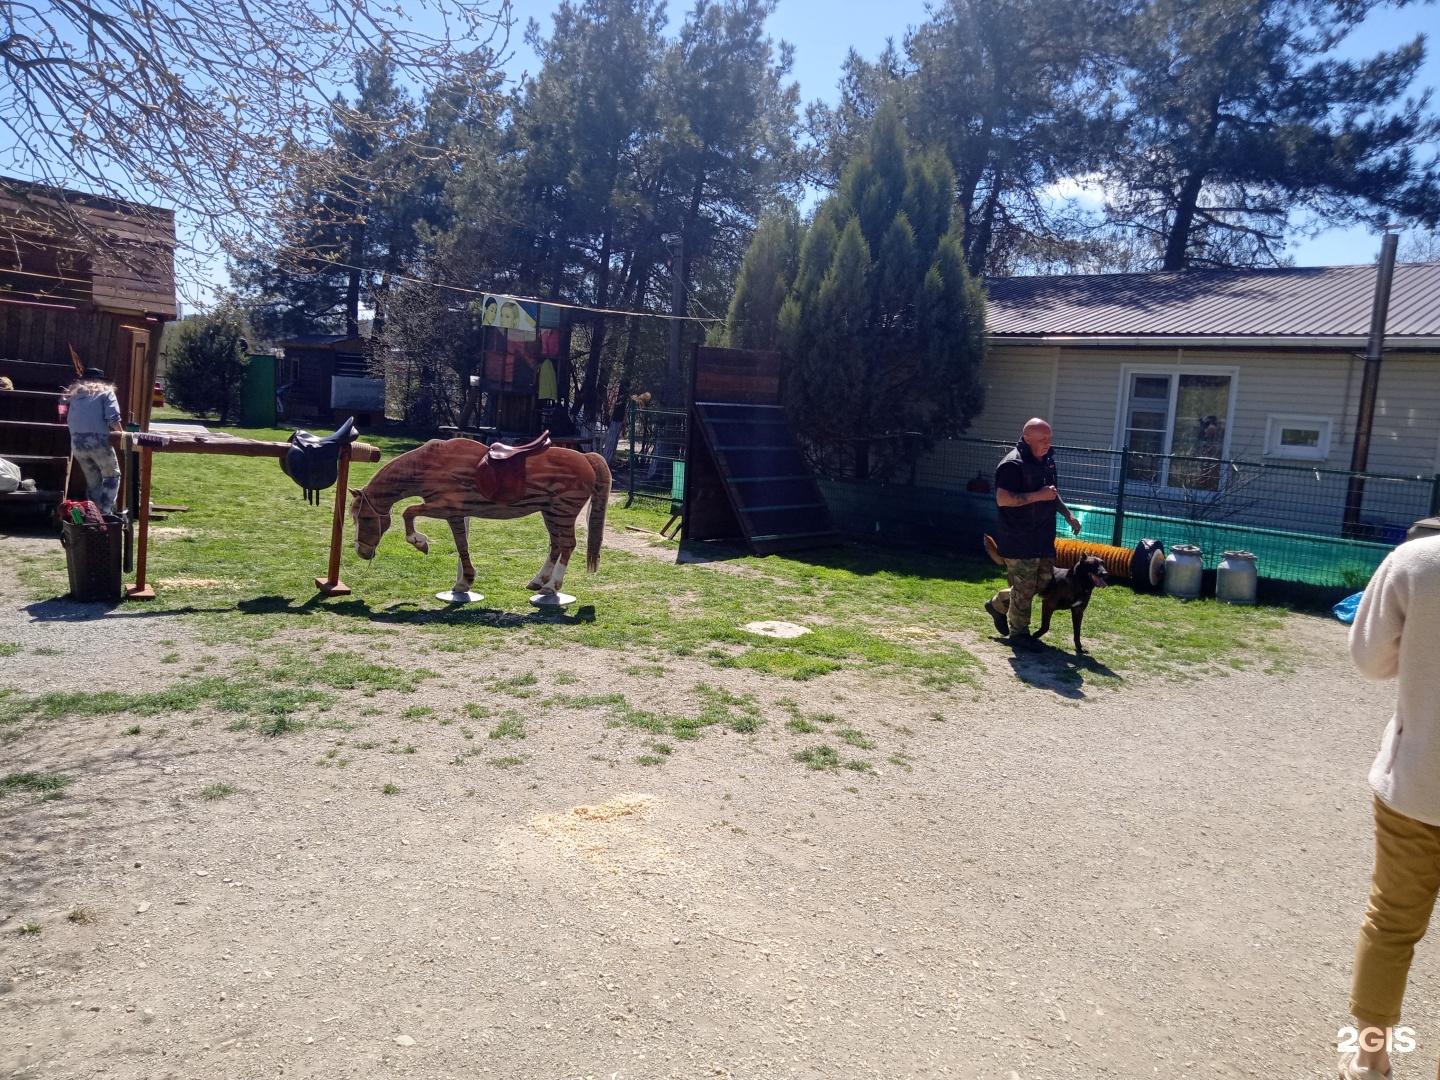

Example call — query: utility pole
[1342,229,1400,538]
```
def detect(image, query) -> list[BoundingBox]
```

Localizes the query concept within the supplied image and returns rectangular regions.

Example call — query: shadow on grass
[677,536,1003,586]
[1000,637,1122,699]
[25,597,204,621]
[236,594,597,628]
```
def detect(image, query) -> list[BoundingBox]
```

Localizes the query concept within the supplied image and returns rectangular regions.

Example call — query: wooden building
[0,179,176,513]
[276,334,385,426]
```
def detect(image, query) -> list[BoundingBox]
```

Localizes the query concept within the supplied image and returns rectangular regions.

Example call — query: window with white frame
[1264,414,1332,461]
[1116,368,1236,491]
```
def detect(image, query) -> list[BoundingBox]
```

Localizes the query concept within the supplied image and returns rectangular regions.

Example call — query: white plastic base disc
[435,590,484,603]
[529,591,576,607]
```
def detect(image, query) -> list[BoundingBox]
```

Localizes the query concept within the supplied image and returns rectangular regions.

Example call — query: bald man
[985,418,1081,649]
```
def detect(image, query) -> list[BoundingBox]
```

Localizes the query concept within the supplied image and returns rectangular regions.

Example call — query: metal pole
[1429,474,1440,519]
[1343,231,1400,537]
[1112,447,1129,547]
[626,399,636,508]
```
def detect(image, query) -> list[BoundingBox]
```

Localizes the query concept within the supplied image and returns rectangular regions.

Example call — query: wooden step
[0,453,71,464]
[0,488,64,503]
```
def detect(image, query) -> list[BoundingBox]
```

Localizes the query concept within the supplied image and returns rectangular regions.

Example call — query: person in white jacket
[1341,532,1440,1080]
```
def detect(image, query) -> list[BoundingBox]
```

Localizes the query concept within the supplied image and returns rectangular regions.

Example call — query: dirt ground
[1,528,1435,1080]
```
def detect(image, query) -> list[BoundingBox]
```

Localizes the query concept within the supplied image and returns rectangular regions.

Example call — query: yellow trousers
[1351,795,1440,1028]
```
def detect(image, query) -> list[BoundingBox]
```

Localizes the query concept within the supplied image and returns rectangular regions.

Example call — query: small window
[1265,415,1332,461]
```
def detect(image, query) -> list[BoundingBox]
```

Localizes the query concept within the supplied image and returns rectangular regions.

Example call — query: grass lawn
[9,416,1293,702]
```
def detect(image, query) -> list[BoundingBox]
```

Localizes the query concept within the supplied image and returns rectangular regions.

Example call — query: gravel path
[0,530,1432,1080]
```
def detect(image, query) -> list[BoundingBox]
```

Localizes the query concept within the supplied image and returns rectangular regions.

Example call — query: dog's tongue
[1092,574,1109,588]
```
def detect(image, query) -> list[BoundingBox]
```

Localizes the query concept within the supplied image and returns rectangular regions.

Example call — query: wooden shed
[0,179,176,513]
[276,335,385,426]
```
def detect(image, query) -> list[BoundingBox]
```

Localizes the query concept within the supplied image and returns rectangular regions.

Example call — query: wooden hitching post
[316,451,353,596]
[125,445,156,600]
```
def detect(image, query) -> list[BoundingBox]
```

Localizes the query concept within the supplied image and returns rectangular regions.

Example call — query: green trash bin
[60,517,123,603]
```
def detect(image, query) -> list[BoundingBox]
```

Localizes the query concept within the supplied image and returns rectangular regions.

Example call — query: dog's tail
[584,452,611,573]
[983,534,1005,565]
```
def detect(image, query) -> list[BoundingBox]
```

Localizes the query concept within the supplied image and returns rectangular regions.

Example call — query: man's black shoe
[1009,631,1042,652]
[984,600,1009,636]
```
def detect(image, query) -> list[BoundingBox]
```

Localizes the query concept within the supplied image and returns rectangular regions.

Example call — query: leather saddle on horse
[281,417,359,504]
[474,430,551,505]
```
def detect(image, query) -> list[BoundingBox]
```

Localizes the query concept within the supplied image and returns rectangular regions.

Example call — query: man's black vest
[993,439,1059,559]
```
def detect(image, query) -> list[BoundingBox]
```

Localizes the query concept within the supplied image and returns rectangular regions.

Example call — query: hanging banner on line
[478,294,538,337]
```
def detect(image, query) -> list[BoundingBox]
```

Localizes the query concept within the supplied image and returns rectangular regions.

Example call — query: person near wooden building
[65,367,123,514]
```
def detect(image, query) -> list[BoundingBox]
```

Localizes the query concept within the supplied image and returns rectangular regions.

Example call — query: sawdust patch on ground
[528,793,668,872]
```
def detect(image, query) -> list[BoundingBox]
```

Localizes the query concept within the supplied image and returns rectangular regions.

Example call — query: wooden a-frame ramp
[681,346,840,556]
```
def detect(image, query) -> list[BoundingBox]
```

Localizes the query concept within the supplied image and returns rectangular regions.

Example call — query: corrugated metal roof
[277,334,365,347]
[983,263,1440,339]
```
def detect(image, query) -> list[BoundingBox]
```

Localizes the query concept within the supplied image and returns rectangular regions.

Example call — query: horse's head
[349,487,390,560]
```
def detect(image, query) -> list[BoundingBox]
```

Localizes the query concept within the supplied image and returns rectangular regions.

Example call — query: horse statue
[349,436,611,599]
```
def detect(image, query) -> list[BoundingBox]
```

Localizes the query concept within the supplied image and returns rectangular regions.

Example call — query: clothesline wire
[320,259,724,325]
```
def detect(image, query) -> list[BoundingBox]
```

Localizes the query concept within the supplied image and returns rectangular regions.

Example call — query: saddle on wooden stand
[474,431,551,505]
[281,417,359,504]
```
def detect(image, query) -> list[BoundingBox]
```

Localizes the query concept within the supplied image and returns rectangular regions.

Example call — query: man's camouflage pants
[991,558,1053,635]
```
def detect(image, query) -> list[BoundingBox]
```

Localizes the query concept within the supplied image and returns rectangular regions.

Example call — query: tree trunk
[1162,169,1207,270]
[579,224,613,419]
[853,440,871,479]
[345,199,366,337]
[1162,100,1221,271]
[966,176,1002,278]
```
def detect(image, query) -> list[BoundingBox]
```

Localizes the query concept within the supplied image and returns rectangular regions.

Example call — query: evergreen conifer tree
[726,105,986,476]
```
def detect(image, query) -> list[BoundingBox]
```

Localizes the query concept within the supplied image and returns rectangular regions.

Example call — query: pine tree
[717,208,799,349]
[1109,0,1440,269]
[727,106,986,476]
[805,0,1120,276]
[165,306,249,423]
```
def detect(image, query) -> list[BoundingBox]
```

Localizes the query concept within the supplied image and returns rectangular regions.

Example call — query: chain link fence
[622,404,687,507]
[608,408,1437,587]
[830,436,1440,587]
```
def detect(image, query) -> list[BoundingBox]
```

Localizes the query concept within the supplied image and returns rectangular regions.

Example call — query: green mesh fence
[1067,504,1392,588]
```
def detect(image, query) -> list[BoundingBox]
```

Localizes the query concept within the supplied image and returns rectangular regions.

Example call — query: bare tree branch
[0,0,510,275]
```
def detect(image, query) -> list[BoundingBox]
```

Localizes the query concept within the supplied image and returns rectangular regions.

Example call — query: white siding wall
[1373,353,1440,475]
[965,346,1057,441]
[916,343,1440,535]
[976,343,1440,474]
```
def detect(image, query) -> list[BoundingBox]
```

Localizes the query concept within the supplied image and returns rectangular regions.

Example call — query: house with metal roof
[903,262,1440,568]
[969,262,1440,465]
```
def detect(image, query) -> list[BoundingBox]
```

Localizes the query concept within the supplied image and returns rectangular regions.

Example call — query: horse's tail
[584,452,611,573]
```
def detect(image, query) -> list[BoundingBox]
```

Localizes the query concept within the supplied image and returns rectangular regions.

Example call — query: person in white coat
[1341,532,1440,1080]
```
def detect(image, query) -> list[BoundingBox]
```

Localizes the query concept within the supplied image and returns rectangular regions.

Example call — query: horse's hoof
[409,534,430,554]
[526,577,546,590]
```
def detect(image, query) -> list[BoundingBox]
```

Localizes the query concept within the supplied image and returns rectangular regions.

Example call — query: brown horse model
[349,439,611,598]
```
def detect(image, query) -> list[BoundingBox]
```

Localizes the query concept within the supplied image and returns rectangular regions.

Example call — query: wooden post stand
[315,452,352,595]
[124,446,156,600]
[115,431,381,601]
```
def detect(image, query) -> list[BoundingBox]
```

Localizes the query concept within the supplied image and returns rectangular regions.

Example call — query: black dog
[1033,554,1110,654]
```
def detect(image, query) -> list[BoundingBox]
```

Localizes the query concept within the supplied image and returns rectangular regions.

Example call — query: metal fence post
[626,401,636,508]
[1111,447,1128,547]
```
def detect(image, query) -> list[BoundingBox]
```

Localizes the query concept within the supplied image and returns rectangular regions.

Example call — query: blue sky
[164,0,1438,303]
